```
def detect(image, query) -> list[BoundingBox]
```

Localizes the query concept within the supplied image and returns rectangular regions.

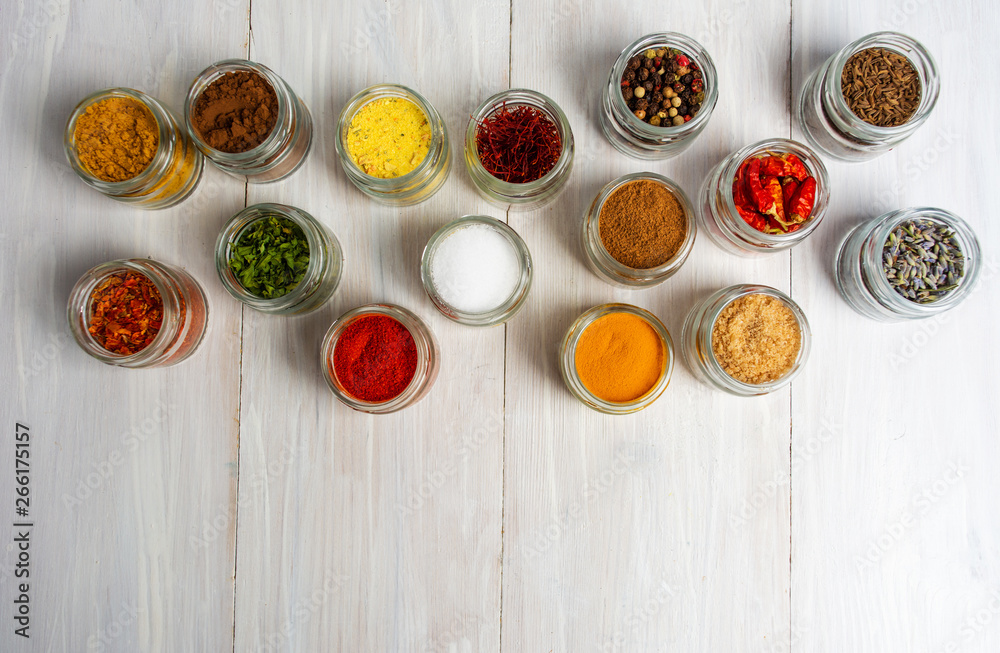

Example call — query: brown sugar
[598,179,687,269]
[711,293,801,384]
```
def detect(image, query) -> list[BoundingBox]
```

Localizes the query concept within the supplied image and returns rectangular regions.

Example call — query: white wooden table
[2,1,997,651]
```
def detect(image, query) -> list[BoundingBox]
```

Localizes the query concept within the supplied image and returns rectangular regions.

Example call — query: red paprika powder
[332,314,418,402]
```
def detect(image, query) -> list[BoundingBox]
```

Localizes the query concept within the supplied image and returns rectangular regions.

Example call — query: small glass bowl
[68,258,209,368]
[834,207,982,321]
[215,203,343,315]
[560,303,673,414]
[64,88,204,209]
[697,138,830,258]
[600,32,719,160]
[582,172,697,287]
[321,304,439,414]
[184,59,313,183]
[797,31,940,162]
[681,284,811,396]
[420,215,533,327]
[335,84,451,206]
[464,88,575,211]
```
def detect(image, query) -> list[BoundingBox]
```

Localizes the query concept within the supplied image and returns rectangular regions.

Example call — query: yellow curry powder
[575,312,665,403]
[347,98,431,179]
[74,97,159,182]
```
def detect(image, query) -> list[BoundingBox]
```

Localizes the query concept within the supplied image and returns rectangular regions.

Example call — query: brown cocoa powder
[192,71,278,153]
[598,179,687,269]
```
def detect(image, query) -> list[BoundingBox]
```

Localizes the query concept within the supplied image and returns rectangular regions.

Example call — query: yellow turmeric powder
[74,97,159,182]
[574,312,664,402]
[346,97,431,178]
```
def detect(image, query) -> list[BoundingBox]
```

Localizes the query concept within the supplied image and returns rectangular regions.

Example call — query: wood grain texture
[790,1,1000,652]
[0,1,997,652]
[0,2,248,651]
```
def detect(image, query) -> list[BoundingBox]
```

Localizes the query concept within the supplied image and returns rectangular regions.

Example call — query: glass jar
[681,284,811,396]
[464,88,575,211]
[697,138,830,257]
[184,59,313,183]
[321,304,439,414]
[64,88,204,209]
[215,203,343,315]
[560,303,673,415]
[797,31,940,162]
[600,33,718,160]
[335,84,450,206]
[68,258,209,368]
[834,207,982,321]
[420,215,533,326]
[582,172,696,287]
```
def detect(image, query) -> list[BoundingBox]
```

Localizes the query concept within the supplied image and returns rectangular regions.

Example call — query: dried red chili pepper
[88,271,163,355]
[786,177,817,224]
[781,178,799,215]
[761,176,786,224]
[760,154,808,181]
[743,158,772,214]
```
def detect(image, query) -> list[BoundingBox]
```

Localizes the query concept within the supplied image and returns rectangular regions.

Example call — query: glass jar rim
[68,258,181,364]
[860,207,982,314]
[464,88,575,193]
[718,138,830,246]
[609,32,719,139]
[826,31,941,136]
[561,303,674,414]
[64,87,176,190]
[699,284,811,393]
[335,83,445,187]
[216,202,337,312]
[321,304,436,412]
[587,171,697,279]
[420,215,533,326]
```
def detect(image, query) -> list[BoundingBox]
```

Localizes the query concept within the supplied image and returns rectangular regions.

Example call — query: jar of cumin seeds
[64,88,204,209]
[797,32,940,162]
[185,59,313,183]
[834,207,982,321]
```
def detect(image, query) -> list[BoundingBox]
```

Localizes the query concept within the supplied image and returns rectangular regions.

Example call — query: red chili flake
[333,314,418,403]
[475,103,562,184]
[88,271,163,355]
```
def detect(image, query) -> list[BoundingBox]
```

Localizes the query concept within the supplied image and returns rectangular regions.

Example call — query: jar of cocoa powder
[184,59,313,183]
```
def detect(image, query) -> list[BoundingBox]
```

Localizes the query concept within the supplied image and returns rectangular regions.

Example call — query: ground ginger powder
[711,294,801,384]
[74,97,159,182]
[346,97,431,179]
[575,312,665,403]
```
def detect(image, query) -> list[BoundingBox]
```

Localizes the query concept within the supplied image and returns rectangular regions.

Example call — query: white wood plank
[231,1,510,651]
[503,2,795,650]
[0,2,249,651]
[791,1,1000,652]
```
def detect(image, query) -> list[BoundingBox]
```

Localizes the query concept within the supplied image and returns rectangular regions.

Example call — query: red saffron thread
[475,103,562,184]
[333,314,418,403]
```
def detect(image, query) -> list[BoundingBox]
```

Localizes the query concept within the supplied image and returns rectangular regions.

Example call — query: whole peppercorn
[643,81,654,92]
[666,59,678,73]
[633,86,645,98]
[651,73,661,86]
[649,115,661,126]
[644,58,654,69]
[682,73,693,84]
[625,69,636,82]
[672,81,684,93]
[667,107,677,117]
[652,91,663,103]
[628,57,641,70]
[672,115,684,126]
[622,87,634,101]
[634,109,646,120]
[677,104,688,115]
[636,98,649,111]
[647,102,660,114]
[638,68,649,81]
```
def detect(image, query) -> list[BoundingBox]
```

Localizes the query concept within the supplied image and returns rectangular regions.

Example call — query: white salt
[430,223,521,314]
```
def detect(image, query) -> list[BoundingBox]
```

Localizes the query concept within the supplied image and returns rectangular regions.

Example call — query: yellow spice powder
[74,97,159,182]
[347,98,431,179]
[574,312,665,403]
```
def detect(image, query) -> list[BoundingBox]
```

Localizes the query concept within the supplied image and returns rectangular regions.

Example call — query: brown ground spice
[74,97,159,182]
[192,71,278,153]
[711,294,801,384]
[599,180,687,269]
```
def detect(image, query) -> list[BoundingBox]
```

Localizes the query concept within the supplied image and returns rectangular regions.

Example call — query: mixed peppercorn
[620,48,704,127]
[732,152,817,235]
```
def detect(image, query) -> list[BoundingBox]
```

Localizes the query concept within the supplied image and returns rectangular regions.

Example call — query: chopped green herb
[229,216,310,299]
